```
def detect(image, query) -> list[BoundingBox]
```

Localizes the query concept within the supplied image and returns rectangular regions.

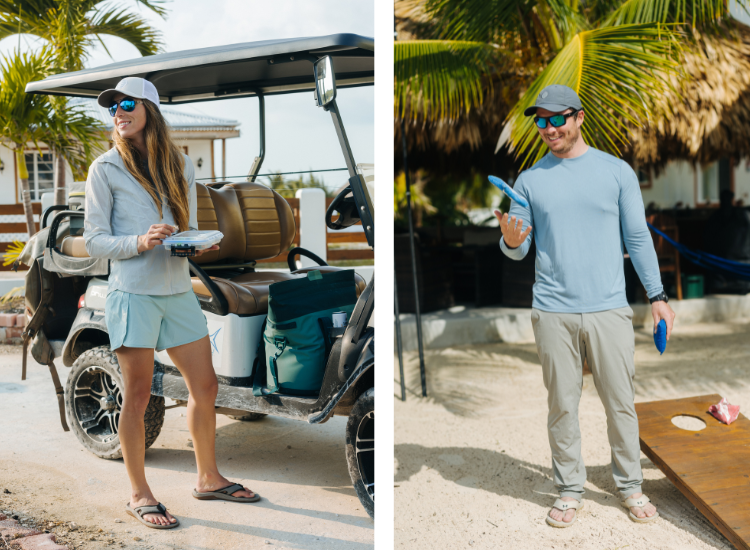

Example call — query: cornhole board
[636,394,750,550]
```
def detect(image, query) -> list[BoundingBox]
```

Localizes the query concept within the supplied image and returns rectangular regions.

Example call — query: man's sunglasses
[108,98,143,117]
[534,109,580,129]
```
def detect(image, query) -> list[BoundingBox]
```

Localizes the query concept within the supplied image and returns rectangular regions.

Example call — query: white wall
[640,161,696,209]
[173,139,217,182]
[734,159,750,206]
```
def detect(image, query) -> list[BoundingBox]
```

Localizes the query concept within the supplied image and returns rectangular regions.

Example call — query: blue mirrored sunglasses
[534,109,580,129]
[108,98,143,117]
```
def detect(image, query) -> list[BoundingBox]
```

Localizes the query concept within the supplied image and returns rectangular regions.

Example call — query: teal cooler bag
[253,269,358,396]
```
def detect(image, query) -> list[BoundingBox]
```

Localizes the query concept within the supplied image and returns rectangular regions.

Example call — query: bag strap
[252,318,268,397]
[21,256,69,431]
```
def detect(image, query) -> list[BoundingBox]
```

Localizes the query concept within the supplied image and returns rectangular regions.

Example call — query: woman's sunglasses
[534,109,580,129]
[108,98,143,117]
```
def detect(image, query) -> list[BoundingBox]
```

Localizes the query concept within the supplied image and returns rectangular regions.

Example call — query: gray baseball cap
[523,84,582,116]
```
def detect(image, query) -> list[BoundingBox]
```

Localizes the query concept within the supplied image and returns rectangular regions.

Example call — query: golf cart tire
[227,413,267,421]
[65,345,165,460]
[346,387,374,519]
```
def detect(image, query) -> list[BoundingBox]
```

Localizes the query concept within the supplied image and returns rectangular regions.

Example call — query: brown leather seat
[192,182,367,315]
[192,271,298,316]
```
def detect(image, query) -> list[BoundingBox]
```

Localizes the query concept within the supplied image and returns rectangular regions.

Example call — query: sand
[394,319,750,550]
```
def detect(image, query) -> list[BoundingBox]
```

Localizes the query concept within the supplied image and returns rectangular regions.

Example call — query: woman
[84,77,259,530]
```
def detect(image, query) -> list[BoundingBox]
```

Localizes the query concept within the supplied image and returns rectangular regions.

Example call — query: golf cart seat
[190,181,365,316]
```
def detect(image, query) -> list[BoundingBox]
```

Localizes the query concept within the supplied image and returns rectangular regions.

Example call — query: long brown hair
[112,100,189,233]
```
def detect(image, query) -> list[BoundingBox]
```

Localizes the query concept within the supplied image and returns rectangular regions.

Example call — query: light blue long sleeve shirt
[84,147,198,296]
[500,147,663,313]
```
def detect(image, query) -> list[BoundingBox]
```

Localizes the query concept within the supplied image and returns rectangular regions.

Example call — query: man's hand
[651,300,676,340]
[495,209,532,249]
[195,244,220,257]
[137,224,176,253]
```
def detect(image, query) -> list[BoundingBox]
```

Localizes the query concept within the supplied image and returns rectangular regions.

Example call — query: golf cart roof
[25,33,373,104]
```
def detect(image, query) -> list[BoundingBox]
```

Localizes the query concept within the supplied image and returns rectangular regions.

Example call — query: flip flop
[192,482,261,503]
[621,494,659,523]
[545,498,584,528]
[125,502,180,529]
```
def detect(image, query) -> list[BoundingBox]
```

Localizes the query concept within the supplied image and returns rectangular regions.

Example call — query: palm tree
[395,0,749,168]
[0,0,167,205]
[0,48,104,236]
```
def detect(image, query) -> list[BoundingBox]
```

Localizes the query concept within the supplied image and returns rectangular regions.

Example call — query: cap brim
[97,89,119,108]
[523,103,574,117]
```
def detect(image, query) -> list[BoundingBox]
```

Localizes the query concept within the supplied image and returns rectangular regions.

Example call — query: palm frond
[604,0,736,27]
[423,0,524,41]
[88,6,164,56]
[0,286,24,303]
[1,240,25,268]
[395,40,498,121]
[504,23,682,168]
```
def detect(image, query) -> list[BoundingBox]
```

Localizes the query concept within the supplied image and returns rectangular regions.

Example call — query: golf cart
[21,34,375,517]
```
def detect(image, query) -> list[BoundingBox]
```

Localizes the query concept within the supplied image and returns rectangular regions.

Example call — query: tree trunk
[16,150,36,237]
[54,150,66,205]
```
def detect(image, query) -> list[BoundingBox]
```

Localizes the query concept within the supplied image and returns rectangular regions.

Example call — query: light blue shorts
[105,290,209,352]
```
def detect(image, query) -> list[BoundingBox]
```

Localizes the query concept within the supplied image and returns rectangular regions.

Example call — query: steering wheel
[326,185,361,230]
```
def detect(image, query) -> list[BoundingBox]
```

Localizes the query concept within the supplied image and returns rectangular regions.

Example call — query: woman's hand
[137,224,176,253]
[194,244,220,257]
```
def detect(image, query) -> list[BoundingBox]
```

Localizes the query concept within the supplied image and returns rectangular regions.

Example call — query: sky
[0,0,374,192]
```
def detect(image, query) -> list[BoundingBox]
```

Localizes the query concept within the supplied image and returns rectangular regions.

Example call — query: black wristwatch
[649,291,668,304]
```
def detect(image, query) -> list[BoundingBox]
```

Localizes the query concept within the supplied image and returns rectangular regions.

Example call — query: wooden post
[222,138,226,179]
[210,139,215,181]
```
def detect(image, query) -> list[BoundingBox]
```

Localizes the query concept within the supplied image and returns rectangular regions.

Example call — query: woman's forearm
[84,232,140,260]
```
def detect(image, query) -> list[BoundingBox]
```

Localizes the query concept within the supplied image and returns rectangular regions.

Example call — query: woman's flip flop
[192,482,261,503]
[125,502,180,529]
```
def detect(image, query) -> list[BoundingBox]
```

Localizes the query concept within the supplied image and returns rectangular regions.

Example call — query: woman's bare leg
[166,336,255,498]
[116,346,177,525]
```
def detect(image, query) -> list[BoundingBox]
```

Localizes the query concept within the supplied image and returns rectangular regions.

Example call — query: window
[699,162,719,204]
[636,167,652,189]
[21,150,54,201]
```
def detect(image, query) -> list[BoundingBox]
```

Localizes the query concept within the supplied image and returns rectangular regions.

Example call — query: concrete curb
[396,294,750,352]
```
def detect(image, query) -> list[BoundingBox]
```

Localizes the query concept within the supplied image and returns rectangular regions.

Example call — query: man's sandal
[545,498,584,528]
[192,482,260,503]
[621,495,659,523]
[125,502,180,529]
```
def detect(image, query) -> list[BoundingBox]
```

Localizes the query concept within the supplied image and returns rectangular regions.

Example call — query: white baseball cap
[97,77,160,110]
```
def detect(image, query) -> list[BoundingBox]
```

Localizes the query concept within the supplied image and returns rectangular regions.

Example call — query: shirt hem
[531,301,632,314]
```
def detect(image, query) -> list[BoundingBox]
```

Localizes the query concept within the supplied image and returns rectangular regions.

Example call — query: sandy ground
[0,347,372,550]
[394,319,750,550]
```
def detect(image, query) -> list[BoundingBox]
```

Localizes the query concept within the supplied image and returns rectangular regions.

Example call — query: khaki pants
[531,307,642,500]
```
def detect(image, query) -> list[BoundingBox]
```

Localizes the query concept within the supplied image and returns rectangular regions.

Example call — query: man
[497,84,675,527]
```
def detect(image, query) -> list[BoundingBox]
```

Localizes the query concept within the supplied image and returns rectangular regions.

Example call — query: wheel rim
[73,366,122,444]
[355,411,374,501]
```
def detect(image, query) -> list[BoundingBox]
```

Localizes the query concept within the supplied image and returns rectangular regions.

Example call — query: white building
[639,158,750,209]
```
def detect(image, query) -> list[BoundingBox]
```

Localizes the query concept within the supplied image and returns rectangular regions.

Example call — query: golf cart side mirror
[314,56,336,108]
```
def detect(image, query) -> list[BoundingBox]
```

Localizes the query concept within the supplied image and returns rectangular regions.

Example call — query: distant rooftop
[71,98,240,138]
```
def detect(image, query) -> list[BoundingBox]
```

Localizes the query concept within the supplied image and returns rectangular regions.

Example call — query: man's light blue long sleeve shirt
[500,147,663,313]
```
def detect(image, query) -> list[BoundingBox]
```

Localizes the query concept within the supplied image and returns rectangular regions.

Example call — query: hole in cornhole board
[671,415,707,431]
[636,394,750,550]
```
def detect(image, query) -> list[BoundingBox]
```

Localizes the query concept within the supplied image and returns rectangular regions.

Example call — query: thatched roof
[396,0,750,173]
[630,23,750,170]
